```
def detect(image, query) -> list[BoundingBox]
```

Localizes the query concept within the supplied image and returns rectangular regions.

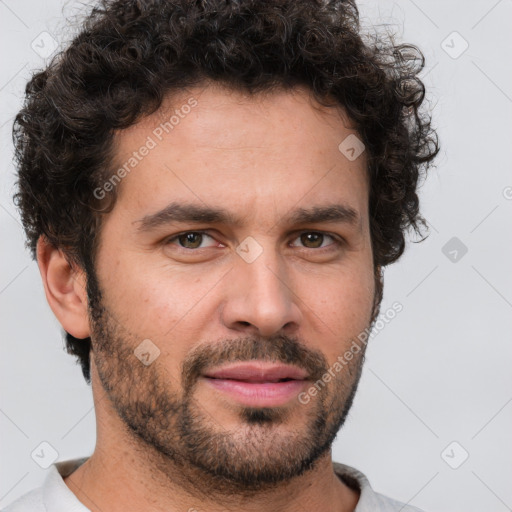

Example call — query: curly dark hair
[13,0,439,384]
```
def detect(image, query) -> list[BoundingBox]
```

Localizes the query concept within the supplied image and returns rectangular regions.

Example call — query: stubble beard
[86,267,369,497]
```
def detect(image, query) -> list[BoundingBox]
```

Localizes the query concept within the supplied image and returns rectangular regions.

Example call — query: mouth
[201,362,309,407]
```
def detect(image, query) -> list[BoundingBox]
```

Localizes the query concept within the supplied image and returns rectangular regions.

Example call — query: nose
[220,246,302,338]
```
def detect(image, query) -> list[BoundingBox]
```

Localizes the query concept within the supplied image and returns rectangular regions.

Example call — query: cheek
[94,253,179,334]
[301,266,375,353]
[103,259,222,346]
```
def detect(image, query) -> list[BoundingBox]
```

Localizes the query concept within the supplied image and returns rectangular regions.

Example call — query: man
[5,0,438,510]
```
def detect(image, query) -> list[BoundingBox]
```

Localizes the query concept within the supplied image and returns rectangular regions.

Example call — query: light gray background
[1,1,511,511]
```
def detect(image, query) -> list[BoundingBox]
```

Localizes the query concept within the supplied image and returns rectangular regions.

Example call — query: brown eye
[300,232,324,248]
[167,231,218,249]
[291,232,337,249]
[177,232,203,249]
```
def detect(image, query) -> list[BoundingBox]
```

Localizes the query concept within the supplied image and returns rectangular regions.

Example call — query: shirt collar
[43,458,90,512]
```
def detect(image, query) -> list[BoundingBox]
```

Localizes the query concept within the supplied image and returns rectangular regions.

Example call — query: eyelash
[164,230,343,252]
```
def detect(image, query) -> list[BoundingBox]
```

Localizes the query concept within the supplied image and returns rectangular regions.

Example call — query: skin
[37,83,377,512]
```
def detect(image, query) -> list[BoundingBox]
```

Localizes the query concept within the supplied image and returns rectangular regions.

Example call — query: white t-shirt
[1,458,426,512]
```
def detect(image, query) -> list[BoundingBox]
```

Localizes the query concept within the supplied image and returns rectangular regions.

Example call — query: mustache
[181,334,329,393]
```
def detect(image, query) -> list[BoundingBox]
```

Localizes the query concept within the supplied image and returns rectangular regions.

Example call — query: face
[87,83,377,493]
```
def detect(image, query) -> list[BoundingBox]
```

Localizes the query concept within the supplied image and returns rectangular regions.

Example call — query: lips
[202,362,309,382]
[201,362,309,407]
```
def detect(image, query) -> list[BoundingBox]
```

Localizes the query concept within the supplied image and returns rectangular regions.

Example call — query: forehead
[107,83,369,227]
[120,83,359,150]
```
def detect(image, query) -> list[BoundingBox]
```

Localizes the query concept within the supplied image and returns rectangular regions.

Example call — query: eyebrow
[134,201,361,233]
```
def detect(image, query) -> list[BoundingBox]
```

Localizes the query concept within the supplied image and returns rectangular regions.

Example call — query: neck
[64,438,359,512]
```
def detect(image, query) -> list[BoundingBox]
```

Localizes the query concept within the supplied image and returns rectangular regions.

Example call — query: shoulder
[1,457,89,512]
[370,489,427,512]
[333,461,428,512]
[1,487,45,512]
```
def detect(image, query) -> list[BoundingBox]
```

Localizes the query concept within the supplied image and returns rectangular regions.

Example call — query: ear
[36,236,90,339]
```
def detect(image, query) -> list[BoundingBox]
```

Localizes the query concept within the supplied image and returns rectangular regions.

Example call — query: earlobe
[36,236,91,339]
